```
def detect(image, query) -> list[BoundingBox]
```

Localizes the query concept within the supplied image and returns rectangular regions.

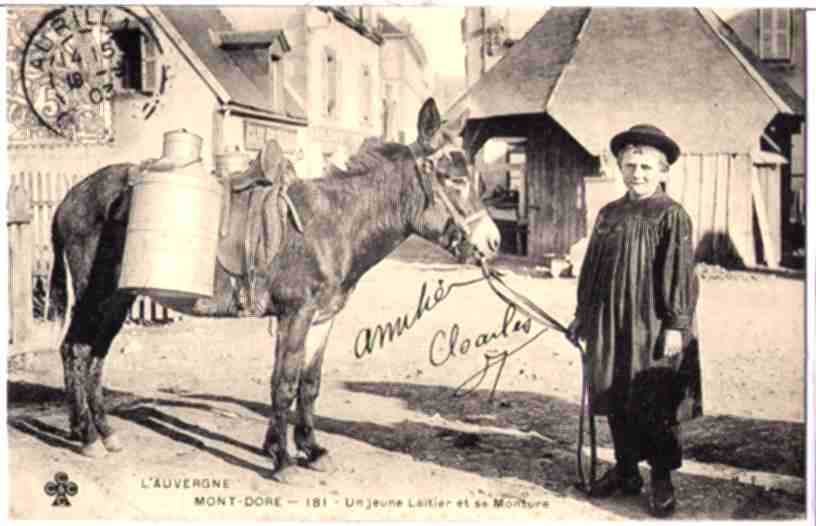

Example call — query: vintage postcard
[3,3,812,522]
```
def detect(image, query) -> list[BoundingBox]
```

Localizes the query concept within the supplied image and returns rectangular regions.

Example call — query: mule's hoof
[102,433,124,452]
[303,450,335,473]
[80,440,108,458]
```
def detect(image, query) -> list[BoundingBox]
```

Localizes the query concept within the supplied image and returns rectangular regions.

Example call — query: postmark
[20,6,168,139]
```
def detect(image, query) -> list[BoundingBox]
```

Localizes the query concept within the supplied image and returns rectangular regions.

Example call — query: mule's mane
[335,141,412,178]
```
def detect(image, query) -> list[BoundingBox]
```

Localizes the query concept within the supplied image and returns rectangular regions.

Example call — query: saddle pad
[217,186,288,280]
[217,189,254,276]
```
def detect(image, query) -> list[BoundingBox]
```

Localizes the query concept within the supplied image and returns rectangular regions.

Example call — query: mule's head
[409,98,501,264]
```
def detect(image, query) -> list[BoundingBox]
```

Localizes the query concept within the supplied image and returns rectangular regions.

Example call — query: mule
[47,98,501,479]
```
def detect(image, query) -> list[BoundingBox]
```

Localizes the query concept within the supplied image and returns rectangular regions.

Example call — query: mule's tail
[47,218,68,325]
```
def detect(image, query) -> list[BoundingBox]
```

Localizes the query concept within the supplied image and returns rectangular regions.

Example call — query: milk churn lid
[161,129,203,164]
[215,146,252,176]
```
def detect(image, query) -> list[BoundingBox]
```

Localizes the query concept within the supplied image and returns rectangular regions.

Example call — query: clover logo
[44,472,78,506]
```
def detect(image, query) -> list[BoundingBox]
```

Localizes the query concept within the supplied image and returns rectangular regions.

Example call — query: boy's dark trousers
[608,412,682,480]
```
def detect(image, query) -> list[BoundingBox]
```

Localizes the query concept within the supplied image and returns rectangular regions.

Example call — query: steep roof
[698,9,804,115]
[154,6,307,123]
[378,16,403,36]
[450,8,590,119]
[452,7,804,155]
[379,17,429,67]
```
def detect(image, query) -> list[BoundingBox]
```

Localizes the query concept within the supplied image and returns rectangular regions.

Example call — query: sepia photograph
[3,3,812,522]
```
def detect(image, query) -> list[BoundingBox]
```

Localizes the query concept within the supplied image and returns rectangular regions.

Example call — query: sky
[379,6,465,79]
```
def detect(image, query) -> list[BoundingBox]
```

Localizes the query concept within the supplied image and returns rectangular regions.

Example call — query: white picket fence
[8,171,178,324]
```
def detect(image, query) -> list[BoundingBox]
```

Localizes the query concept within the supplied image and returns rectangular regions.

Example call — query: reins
[478,259,598,495]
[408,140,597,493]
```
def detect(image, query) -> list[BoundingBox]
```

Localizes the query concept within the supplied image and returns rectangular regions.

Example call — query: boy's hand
[566,318,582,347]
[664,329,683,358]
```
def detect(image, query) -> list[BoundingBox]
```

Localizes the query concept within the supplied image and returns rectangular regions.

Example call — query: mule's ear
[259,139,285,178]
[417,98,441,145]
[445,108,470,137]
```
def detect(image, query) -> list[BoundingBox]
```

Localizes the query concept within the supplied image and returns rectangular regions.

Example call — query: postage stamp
[3,3,813,523]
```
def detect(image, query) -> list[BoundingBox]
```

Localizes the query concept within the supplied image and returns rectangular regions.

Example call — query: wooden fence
[8,185,33,344]
[663,153,782,268]
[7,171,177,325]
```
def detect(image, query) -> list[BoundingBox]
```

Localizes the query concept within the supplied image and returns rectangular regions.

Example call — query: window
[382,83,397,139]
[110,22,157,93]
[360,64,372,125]
[759,9,792,61]
[322,47,339,119]
[590,153,615,179]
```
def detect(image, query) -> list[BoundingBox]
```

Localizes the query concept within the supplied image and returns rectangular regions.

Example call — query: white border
[2,3,813,526]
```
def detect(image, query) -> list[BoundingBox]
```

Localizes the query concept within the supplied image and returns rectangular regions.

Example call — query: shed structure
[449,7,804,267]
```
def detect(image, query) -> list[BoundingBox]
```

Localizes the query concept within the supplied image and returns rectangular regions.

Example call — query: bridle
[408,141,490,246]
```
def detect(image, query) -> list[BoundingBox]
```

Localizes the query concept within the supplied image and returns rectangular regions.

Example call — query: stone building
[7,6,434,181]
[216,6,385,177]
[461,7,548,90]
[378,17,432,145]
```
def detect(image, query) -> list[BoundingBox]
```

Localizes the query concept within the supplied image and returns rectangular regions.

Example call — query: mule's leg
[59,257,100,453]
[294,316,335,467]
[262,307,315,476]
[61,337,92,445]
[61,340,81,442]
[61,322,105,456]
[86,293,135,452]
[61,290,133,454]
[60,214,132,456]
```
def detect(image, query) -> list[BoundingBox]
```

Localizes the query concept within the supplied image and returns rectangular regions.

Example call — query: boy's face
[618,145,667,199]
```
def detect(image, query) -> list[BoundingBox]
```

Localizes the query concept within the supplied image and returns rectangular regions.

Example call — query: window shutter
[360,65,371,125]
[759,9,791,61]
[141,33,157,93]
[269,58,282,113]
[322,50,329,116]
[335,55,342,117]
[324,48,338,118]
[775,10,791,60]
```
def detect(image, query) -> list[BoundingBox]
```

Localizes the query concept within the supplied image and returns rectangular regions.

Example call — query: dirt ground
[6,238,809,520]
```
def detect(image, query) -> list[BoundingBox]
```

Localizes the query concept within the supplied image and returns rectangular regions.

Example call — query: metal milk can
[118,129,223,299]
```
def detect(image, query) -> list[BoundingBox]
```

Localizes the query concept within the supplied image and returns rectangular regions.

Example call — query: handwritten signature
[452,328,551,402]
[352,276,483,358]
[427,303,532,366]
[353,276,565,403]
[428,303,551,402]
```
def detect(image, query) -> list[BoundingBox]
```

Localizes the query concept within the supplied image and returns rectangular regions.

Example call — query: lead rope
[479,260,597,495]
[409,143,597,491]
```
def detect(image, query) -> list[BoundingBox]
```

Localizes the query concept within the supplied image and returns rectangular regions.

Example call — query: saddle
[216,146,304,314]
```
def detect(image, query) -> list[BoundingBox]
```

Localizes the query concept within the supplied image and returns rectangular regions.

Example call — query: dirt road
[7,245,807,520]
